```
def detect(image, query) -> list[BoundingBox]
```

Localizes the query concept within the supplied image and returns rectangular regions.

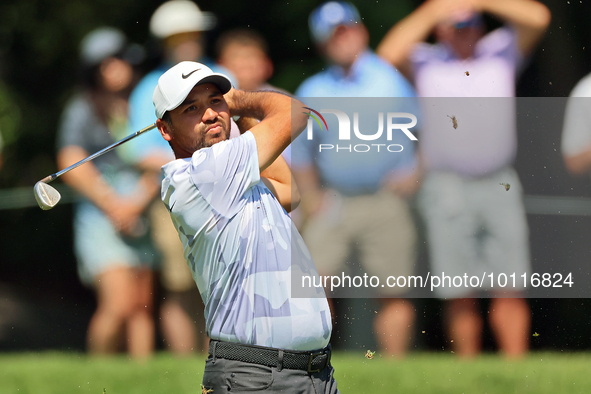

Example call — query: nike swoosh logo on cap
[182,69,201,79]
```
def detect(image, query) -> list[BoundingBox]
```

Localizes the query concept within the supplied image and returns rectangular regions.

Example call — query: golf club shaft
[40,123,157,184]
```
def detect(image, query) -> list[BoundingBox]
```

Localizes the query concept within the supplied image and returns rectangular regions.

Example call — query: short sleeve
[189,131,261,216]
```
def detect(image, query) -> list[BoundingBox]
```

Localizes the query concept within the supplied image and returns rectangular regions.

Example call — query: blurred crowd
[9,0,591,361]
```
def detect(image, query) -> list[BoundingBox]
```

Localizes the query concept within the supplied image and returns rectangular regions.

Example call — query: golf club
[34,123,157,210]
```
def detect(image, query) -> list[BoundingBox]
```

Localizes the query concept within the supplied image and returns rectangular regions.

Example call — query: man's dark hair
[162,111,173,125]
[161,111,174,149]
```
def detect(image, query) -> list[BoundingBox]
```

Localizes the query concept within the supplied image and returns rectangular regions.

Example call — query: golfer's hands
[224,89,265,122]
[224,87,239,116]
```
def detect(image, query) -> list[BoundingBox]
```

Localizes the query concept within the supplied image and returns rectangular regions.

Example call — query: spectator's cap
[153,61,232,119]
[309,1,361,44]
[80,27,145,66]
[150,0,216,39]
[448,10,483,29]
[80,27,126,66]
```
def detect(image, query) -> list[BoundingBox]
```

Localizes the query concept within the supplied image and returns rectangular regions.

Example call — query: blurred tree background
[2,0,591,352]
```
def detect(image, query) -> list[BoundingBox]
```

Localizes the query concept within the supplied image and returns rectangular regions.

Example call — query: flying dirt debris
[447,115,458,129]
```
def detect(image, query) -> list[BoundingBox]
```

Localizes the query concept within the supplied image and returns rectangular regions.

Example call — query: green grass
[1,351,590,394]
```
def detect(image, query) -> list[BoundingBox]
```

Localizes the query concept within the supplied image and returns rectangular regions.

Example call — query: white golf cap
[150,0,216,39]
[153,61,233,119]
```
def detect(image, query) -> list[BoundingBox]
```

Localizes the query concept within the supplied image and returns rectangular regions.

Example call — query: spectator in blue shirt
[292,1,421,357]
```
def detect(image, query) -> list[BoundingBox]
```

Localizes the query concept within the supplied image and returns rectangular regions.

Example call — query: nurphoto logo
[303,107,328,131]
[303,107,418,153]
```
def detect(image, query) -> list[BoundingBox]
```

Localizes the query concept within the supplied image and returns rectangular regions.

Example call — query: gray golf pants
[202,357,340,393]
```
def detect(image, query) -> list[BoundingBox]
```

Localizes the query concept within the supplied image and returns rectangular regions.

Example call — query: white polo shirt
[161,131,332,351]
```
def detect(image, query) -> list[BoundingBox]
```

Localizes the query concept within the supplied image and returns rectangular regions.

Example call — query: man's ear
[157,118,173,141]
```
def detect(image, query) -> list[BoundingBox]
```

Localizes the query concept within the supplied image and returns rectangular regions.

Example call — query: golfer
[153,61,337,393]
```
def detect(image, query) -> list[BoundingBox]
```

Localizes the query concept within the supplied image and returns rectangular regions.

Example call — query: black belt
[208,340,331,373]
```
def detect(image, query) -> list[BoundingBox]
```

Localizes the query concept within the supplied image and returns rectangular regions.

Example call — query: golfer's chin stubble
[203,126,230,149]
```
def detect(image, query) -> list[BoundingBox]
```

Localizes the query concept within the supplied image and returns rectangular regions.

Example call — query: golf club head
[34,181,61,210]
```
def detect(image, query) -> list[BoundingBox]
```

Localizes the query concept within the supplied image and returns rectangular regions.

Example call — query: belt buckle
[307,350,324,373]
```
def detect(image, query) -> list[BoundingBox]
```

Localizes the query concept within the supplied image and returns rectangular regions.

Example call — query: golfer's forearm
[229,90,308,139]
[229,90,285,119]
[228,90,307,172]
